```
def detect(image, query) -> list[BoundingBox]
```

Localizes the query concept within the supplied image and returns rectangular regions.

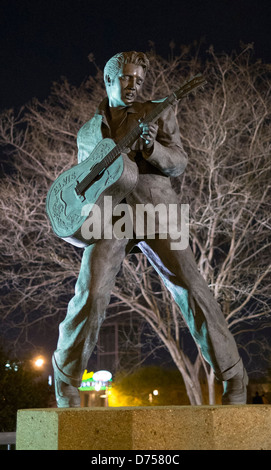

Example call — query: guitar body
[46,138,138,247]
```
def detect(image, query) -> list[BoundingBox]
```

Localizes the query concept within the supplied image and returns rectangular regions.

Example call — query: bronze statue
[52,51,248,407]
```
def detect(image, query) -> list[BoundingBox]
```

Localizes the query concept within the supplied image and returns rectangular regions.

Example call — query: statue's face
[107,63,145,107]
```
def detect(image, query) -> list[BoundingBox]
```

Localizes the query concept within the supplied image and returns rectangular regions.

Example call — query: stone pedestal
[16,405,271,450]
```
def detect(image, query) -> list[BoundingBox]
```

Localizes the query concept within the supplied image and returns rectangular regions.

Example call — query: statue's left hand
[139,122,158,150]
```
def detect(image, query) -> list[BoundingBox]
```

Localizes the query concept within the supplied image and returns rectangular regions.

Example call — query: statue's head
[104,51,149,107]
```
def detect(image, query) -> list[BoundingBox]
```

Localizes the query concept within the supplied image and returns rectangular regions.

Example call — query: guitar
[46,73,206,247]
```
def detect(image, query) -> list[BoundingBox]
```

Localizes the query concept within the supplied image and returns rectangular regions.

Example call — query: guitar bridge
[75,182,86,202]
[75,182,82,196]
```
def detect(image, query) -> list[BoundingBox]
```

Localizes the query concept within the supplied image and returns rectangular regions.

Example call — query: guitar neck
[95,92,177,172]
[116,93,177,153]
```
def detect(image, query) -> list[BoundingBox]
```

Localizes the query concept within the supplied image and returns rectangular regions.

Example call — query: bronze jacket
[76,98,188,237]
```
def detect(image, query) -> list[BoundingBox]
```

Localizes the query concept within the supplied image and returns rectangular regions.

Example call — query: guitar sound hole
[91,169,106,184]
[76,169,106,198]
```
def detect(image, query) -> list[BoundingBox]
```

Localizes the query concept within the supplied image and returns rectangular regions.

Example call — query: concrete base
[16,405,271,450]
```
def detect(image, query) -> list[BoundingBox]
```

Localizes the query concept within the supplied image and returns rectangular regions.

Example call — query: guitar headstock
[174,73,207,101]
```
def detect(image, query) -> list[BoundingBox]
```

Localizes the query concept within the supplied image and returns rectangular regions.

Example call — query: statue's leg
[53,237,130,406]
[139,238,248,403]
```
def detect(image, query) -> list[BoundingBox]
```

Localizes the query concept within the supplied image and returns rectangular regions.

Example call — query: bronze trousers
[53,236,243,387]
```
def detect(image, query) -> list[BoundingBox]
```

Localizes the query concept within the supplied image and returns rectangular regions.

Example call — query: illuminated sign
[82,370,94,381]
[79,369,112,391]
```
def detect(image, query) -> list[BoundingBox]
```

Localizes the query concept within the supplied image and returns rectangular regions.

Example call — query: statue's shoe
[222,367,249,405]
[54,377,81,408]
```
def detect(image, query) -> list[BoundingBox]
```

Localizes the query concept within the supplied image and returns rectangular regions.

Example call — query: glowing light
[153,389,158,396]
[34,357,45,368]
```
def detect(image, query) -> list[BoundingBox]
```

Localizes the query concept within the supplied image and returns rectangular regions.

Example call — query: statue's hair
[104,51,149,84]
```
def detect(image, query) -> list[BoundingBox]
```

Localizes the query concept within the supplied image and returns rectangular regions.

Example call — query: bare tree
[178,45,271,336]
[0,44,270,404]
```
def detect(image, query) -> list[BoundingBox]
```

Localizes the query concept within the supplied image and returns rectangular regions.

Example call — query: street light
[33,356,45,368]
[32,355,53,386]
[149,390,159,404]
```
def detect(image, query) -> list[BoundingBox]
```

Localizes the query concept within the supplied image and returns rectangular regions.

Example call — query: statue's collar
[97,97,141,117]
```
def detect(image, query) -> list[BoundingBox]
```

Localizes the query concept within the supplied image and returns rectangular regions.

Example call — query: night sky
[1,0,271,111]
